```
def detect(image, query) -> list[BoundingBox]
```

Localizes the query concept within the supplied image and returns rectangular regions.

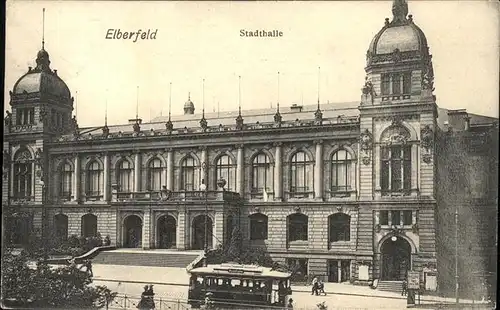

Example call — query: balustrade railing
[111,190,240,203]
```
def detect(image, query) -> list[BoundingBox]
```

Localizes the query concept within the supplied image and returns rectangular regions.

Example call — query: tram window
[231,279,241,286]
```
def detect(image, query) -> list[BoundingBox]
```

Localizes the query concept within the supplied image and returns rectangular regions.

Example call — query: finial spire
[168,82,172,121]
[42,8,45,49]
[105,89,108,126]
[238,75,242,115]
[391,0,409,24]
[136,86,139,121]
[202,78,205,116]
[277,71,280,106]
[75,90,78,118]
[317,66,321,109]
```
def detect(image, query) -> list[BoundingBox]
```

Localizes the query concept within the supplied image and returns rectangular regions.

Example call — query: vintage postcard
[3,1,498,309]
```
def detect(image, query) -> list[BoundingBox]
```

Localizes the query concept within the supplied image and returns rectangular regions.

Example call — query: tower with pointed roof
[357,0,438,282]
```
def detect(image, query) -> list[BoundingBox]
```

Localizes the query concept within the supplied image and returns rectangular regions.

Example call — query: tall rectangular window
[403,210,412,225]
[380,211,389,225]
[381,74,391,95]
[391,211,401,226]
[402,72,412,94]
[381,145,412,193]
[392,73,401,95]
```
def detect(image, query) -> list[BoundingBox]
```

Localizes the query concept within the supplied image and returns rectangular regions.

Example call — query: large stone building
[3,0,497,292]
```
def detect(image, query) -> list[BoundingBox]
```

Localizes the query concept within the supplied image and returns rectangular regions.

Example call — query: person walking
[401,276,407,296]
[311,276,319,296]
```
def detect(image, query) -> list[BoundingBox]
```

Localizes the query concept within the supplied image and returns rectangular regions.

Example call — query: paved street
[88,264,491,310]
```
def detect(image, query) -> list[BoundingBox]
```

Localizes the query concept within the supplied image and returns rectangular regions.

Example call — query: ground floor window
[287,258,308,281]
[328,259,351,283]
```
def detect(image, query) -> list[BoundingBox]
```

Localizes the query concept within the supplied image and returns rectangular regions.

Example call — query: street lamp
[455,206,459,304]
[201,162,208,254]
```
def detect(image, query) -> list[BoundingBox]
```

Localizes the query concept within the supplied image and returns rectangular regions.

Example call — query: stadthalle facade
[3,0,497,290]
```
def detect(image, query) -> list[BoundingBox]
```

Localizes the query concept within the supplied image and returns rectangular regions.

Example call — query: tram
[187,263,293,308]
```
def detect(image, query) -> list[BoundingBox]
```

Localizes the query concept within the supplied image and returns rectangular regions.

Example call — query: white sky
[5,1,499,127]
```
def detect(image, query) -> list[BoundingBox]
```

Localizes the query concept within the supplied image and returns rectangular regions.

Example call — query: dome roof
[184,98,194,109]
[368,19,428,55]
[12,48,71,100]
[367,0,429,63]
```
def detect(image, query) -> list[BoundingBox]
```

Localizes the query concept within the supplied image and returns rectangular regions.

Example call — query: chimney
[464,116,471,131]
[447,109,469,131]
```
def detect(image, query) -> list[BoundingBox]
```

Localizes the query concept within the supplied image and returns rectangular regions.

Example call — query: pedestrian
[86,259,93,277]
[311,276,319,296]
[401,276,407,296]
[287,298,294,309]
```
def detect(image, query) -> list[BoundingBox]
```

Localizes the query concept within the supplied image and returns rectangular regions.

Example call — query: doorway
[381,236,411,280]
[328,260,351,283]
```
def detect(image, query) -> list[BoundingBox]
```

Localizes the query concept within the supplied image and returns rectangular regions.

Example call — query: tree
[1,248,116,308]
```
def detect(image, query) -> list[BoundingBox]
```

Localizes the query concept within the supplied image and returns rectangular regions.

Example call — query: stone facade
[3,0,497,291]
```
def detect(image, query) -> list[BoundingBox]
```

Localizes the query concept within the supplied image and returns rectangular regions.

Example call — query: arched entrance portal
[192,215,213,250]
[157,215,177,249]
[381,236,411,280]
[124,215,142,248]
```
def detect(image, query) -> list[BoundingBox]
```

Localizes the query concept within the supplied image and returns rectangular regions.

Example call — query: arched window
[290,151,312,198]
[13,149,33,200]
[54,214,68,241]
[181,156,197,191]
[86,161,102,200]
[60,162,73,201]
[252,153,273,198]
[216,155,236,191]
[380,126,412,195]
[330,150,352,193]
[117,160,133,193]
[249,213,268,240]
[81,214,97,237]
[148,158,163,191]
[288,213,308,242]
[329,213,351,242]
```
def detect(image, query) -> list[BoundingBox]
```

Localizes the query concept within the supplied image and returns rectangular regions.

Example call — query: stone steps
[91,250,199,268]
[377,281,403,293]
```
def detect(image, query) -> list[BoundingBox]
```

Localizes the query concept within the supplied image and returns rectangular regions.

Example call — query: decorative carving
[102,125,109,138]
[294,206,301,213]
[313,139,323,145]
[235,114,244,130]
[422,153,432,164]
[3,150,11,180]
[254,206,260,213]
[420,125,433,150]
[422,60,435,91]
[133,121,141,134]
[314,107,323,125]
[4,111,12,129]
[392,48,402,63]
[381,124,410,145]
[375,224,381,233]
[199,116,208,132]
[15,149,32,163]
[360,129,372,151]
[274,110,282,126]
[165,119,173,133]
[389,225,405,236]
[412,223,419,234]
[272,142,282,148]
[217,178,227,190]
[361,76,377,104]
[336,206,343,212]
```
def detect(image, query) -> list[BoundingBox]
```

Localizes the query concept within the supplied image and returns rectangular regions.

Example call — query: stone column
[73,154,80,202]
[375,211,380,225]
[103,153,110,202]
[314,140,323,200]
[411,144,418,191]
[134,152,141,193]
[274,142,282,201]
[166,149,174,191]
[200,147,208,187]
[374,145,381,190]
[142,209,151,249]
[177,208,186,250]
[236,145,244,196]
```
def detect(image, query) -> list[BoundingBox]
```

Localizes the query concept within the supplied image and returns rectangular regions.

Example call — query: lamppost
[201,162,208,254]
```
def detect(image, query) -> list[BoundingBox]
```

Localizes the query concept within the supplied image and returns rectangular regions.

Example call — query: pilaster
[274,142,282,201]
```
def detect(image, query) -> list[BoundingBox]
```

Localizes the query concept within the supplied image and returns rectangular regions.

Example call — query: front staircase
[377,281,403,293]
[91,249,201,268]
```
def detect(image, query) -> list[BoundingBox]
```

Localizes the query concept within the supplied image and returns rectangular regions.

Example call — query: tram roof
[189,263,291,279]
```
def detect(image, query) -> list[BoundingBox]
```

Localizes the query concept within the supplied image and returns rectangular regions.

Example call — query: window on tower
[380,72,412,101]
[15,108,35,126]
